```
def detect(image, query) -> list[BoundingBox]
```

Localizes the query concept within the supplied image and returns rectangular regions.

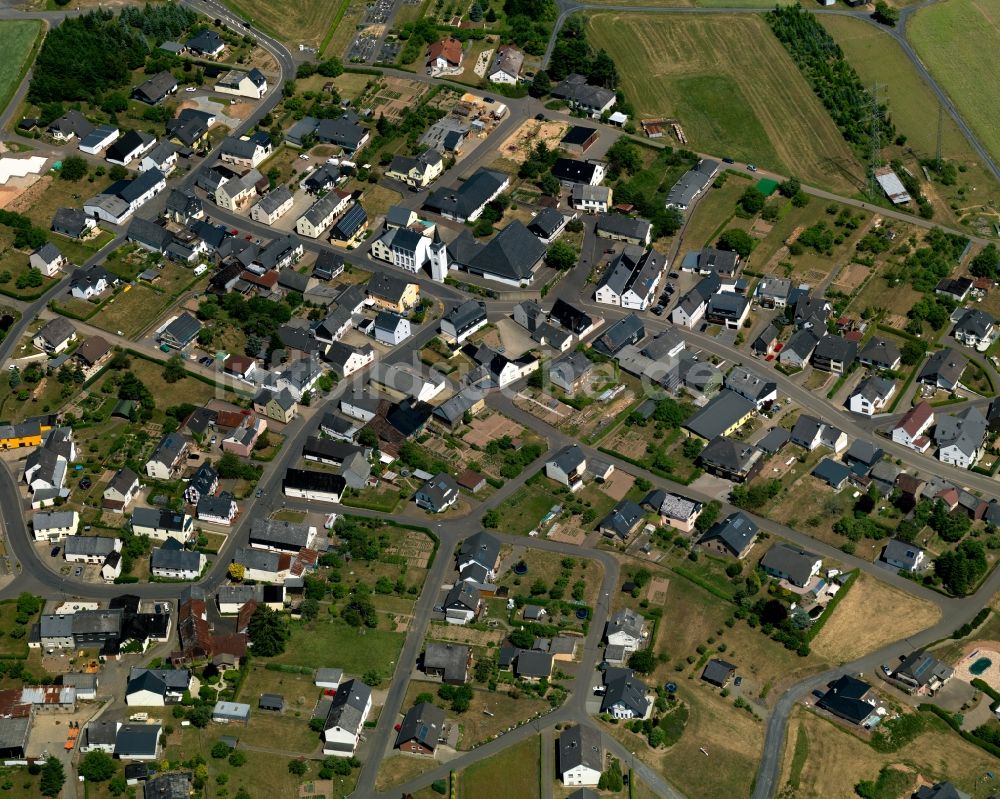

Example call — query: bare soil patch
[497,119,568,164]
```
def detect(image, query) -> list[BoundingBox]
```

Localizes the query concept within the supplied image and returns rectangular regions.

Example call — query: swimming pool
[969,657,992,676]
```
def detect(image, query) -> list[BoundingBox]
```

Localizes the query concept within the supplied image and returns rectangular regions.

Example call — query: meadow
[586,13,862,193]
[0,21,41,115]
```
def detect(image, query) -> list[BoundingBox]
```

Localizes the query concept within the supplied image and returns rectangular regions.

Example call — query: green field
[459,735,540,799]
[820,15,1000,218]
[222,0,344,48]
[0,20,41,115]
[271,618,406,675]
[586,13,862,193]
[909,0,1000,169]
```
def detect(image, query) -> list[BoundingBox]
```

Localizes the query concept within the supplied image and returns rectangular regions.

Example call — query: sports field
[586,13,861,192]
[0,20,42,115]
[909,0,1000,167]
[222,0,345,49]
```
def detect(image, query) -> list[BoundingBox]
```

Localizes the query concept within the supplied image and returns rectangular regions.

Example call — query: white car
[185,87,197,92]
[298,154,309,160]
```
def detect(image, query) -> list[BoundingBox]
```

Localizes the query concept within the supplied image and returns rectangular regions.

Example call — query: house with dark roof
[157,313,201,350]
[843,439,884,470]
[812,458,851,489]
[671,274,720,328]
[760,543,822,587]
[849,375,896,416]
[592,313,644,357]
[323,679,372,756]
[395,702,446,755]
[918,348,967,390]
[914,783,970,799]
[701,658,737,688]
[725,366,777,410]
[414,472,459,513]
[527,207,570,244]
[552,158,605,187]
[551,74,617,117]
[816,675,880,726]
[425,168,509,223]
[449,220,545,287]
[595,245,665,310]
[114,723,162,760]
[133,71,178,105]
[698,512,758,559]
[697,436,765,483]
[859,337,901,370]
[546,444,586,490]
[487,43,524,84]
[598,500,645,540]
[935,405,987,468]
[423,643,471,684]
[594,213,651,246]
[664,158,719,210]
[881,539,926,573]
[684,390,756,441]
[443,583,480,624]
[439,299,487,345]
[52,207,97,240]
[558,725,603,787]
[185,28,224,57]
[890,650,953,695]
[779,328,821,369]
[812,335,858,374]
[600,669,649,719]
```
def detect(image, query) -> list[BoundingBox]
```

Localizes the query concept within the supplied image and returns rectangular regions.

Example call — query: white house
[545,444,586,491]
[215,68,268,99]
[138,141,178,175]
[558,726,602,787]
[32,510,79,542]
[125,667,191,706]
[487,44,523,84]
[296,191,351,238]
[849,376,896,417]
[323,680,372,756]
[33,317,77,354]
[130,508,194,543]
[605,607,646,654]
[373,312,410,346]
[64,536,121,565]
[78,125,119,155]
[892,402,934,453]
[30,243,67,277]
[250,186,294,225]
[150,542,205,580]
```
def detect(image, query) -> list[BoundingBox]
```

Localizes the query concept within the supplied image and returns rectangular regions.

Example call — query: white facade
[849,383,895,416]
[250,191,294,225]
[374,317,411,346]
[323,693,372,756]
[32,511,79,542]
[79,128,120,155]
[151,552,205,580]
[562,763,602,788]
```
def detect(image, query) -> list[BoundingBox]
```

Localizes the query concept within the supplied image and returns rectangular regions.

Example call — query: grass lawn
[221,0,344,48]
[116,355,221,414]
[271,617,406,675]
[0,597,37,658]
[778,705,999,798]
[677,173,753,253]
[459,734,540,798]
[0,20,41,115]
[89,284,173,338]
[490,475,566,535]
[910,0,1000,169]
[586,13,861,193]
[356,182,403,221]
[498,547,604,608]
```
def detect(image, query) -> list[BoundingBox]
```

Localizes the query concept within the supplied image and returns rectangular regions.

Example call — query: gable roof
[558,725,602,773]
[396,702,446,750]
[425,168,507,221]
[325,678,371,733]
[684,390,755,440]
[698,512,758,555]
[467,220,545,282]
[760,543,820,584]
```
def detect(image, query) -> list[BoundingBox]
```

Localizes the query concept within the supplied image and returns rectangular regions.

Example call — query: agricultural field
[0,21,41,119]
[586,13,862,193]
[820,15,1000,229]
[778,706,999,799]
[909,0,1000,172]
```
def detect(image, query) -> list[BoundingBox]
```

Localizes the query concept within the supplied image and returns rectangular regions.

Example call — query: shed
[259,693,284,712]
[212,701,251,725]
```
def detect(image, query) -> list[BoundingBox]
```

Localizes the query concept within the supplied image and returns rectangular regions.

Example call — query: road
[0,2,998,797]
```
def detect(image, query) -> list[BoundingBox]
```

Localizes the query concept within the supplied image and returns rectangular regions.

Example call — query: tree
[628,648,656,674]
[682,437,703,460]
[509,627,534,649]
[227,563,244,588]
[162,355,185,383]
[778,177,801,198]
[529,69,551,98]
[538,172,560,197]
[108,775,128,796]
[288,759,308,776]
[300,598,320,620]
[228,751,246,767]
[247,605,290,656]
[59,156,88,181]
[717,228,754,258]
[605,137,641,176]
[599,759,624,792]
[108,164,129,181]
[738,186,765,215]
[545,240,577,270]
[872,0,900,26]
[318,58,344,77]
[483,509,500,528]
[187,703,212,728]
[469,1,483,20]
[211,741,232,759]
[79,751,116,781]
[970,244,1000,278]
[900,339,927,366]
[40,756,65,797]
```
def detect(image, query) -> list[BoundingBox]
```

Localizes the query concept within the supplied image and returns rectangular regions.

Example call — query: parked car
[652,304,666,316]
[746,163,758,172]
[185,87,197,92]
[50,546,60,557]
[722,157,735,164]
[73,567,83,577]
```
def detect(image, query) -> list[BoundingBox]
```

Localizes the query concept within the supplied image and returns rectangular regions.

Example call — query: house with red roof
[892,401,934,453]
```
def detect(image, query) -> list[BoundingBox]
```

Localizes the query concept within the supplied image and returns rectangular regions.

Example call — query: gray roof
[444,582,479,612]
[606,607,644,640]
[914,783,969,799]
[684,390,755,440]
[699,512,758,555]
[859,336,901,367]
[757,426,790,454]
[114,723,161,757]
[551,74,616,110]
[934,405,988,456]
[63,536,118,558]
[325,679,371,733]
[918,348,967,388]
[665,163,715,207]
[425,168,507,221]
[595,213,651,241]
[424,642,470,682]
[697,247,740,274]
[813,335,858,364]
[558,725,602,773]
[52,207,92,236]
[515,649,553,678]
[466,220,545,282]
[593,313,645,355]
[550,444,586,474]
[302,191,347,227]
[162,313,201,345]
[698,435,763,474]
[315,668,344,685]
[882,538,924,569]
[197,493,236,518]
[144,772,192,799]
[853,375,894,403]
[782,328,821,361]
[249,518,312,549]
[84,720,120,747]
[598,499,645,538]
[760,543,820,585]
[954,308,994,338]
[36,316,76,348]
[725,366,776,402]
[34,242,62,264]
[442,299,487,333]
[600,670,648,716]
[395,702,446,750]
[256,185,293,215]
[812,458,851,487]
[702,658,737,685]
[458,531,500,570]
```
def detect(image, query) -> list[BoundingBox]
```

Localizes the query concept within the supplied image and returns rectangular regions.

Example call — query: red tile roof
[427,37,463,66]
[896,401,933,436]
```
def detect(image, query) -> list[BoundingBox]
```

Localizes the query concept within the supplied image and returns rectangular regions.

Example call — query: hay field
[0,21,42,114]
[222,0,345,48]
[811,573,942,663]
[586,13,861,193]
[909,0,1000,168]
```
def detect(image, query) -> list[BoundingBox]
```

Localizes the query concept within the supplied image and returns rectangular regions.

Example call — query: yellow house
[366,273,419,314]
[0,419,49,450]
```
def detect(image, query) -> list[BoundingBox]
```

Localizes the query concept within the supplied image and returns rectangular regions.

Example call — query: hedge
[805,569,858,642]
[971,678,1000,711]
[919,703,1000,758]
[671,566,732,603]
[950,608,991,639]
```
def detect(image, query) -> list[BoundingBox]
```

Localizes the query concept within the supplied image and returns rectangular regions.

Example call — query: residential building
[594,213,651,246]
[592,313,644,357]
[102,467,140,511]
[546,444,586,491]
[881,539,926,573]
[395,703,446,755]
[367,273,420,313]
[892,401,935,452]
[282,468,346,503]
[248,518,317,553]
[551,74,617,117]
[595,246,664,310]
[849,376,895,416]
[755,276,792,308]
[151,541,205,580]
[598,500,646,540]
[415,473,459,513]
[953,308,995,351]
[605,607,646,653]
[664,159,719,210]
[684,390,756,441]
[440,299,487,345]
[918,348,967,391]
[443,583,480,624]
[214,169,263,212]
[725,366,777,410]
[790,415,847,452]
[64,536,121,564]
[424,168,510,223]
[859,337,901,370]
[671,275,720,328]
[600,670,649,719]
[139,140,178,175]
[215,68,268,99]
[144,433,189,479]
[31,510,79,542]
[250,186,294,225]
[373,311,411,346]
[697,512,758,559]
[186,28,224,57]
[558,725,603,787]
[106,129,155,166]
[253,387,298,424]
[125,667,191,706]
[78,124,120,155]
[890,650,953,694]
[220,132,272,168]
[760,543,822,587]
[329,202,368,247]
[33,317,76,354]
[552,158,605,187]
[196,492,238,526]
[701,659,737,688]
[323,680,372,756]
[935,406,987,468]
[487,44,524,84]
[527,207,570,244]
[778,328,820,369]
[423,643,471,684]
[697,436,764,483]
[114,723,162,760]
[812,335,858,374]
[29,242,67,277]
[130,508,193,543]
[815,675,879,726]
[571,184,612,213]
[705,292,750,329]
[52,207,97,240]
[384,148,444,188]
[426,36,464,74]
[296,191,351,238]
